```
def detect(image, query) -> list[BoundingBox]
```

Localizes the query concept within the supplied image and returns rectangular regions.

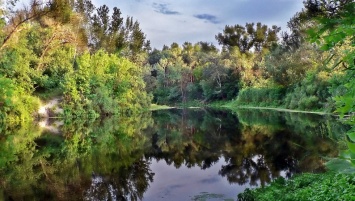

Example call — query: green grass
[209,99,332,115]
[175,100,206,108]
[234,106,330,115]
[238,172,355,201]
[149,104,175,110]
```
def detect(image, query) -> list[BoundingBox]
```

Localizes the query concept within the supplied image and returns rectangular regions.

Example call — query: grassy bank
[149,104,175,111]
[208,99,333,115]
[238,172,355,201]
[229,106,330,115]
[150,100,334,115]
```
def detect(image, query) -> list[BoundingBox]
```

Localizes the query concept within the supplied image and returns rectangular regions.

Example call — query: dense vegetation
[0,0,151,120]
[0,0,353,118]
[238,1,355,200]
[146,1,353,113]
[0,109,346,200]
[238,172,355,201]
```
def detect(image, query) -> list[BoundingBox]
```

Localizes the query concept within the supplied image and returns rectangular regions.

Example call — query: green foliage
[238,172,355,201]
[0,107,346,199]
[150,43,242,105]
[0,39,37,93]
[88,4,148,57]
[0,76,15,111]
[264,43,319,86]
[283,71,334,111]
[307,2,355,52]
[0,76,39,121]
[0,0,353,120]
[238,44,346,111]
[216,22,281,52]
[326,125,355,174]
[0,112,154,200]
[308,1,355,172]
[0,0,153,120]
[61,51,151,117]
[237,87,284,107]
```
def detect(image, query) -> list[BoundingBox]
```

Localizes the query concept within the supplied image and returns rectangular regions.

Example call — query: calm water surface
[0,109,347,201]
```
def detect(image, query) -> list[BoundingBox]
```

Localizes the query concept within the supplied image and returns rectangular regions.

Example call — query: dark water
[0,109,348,201]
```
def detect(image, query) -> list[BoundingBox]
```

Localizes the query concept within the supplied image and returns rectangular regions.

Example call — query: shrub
[238,172,355,201]
[236,87,284,107]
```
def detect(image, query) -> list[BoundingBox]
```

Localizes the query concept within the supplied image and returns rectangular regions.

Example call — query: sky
[18,0,305,49]
[91,0,305,49]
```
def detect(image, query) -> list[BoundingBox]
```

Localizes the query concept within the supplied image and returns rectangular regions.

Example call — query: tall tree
[88,5,147,57]
[216,23,280,53]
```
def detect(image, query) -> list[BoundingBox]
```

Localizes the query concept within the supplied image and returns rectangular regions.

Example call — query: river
[0,108,347,201]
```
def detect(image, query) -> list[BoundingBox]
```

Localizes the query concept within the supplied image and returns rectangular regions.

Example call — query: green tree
[307,1,354,114]
[61,50,151,117]
[264,43,320,87]
[216,23,280,53]
[88,4,147,57]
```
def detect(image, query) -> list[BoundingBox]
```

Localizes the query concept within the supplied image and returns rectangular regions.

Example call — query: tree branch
[1,8,50,50]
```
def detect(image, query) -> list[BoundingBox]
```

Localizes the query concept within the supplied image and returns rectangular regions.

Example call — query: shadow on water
[0,109,348,200]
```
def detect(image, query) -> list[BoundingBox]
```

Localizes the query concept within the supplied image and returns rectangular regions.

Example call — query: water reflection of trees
[83,158,154,201]
[219,129,301,187]
[0,109,347,200]
[145,109,239,169]
[0,113,154,201]
[145,109,344,187]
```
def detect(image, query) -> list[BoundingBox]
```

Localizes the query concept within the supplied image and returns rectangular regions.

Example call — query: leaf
[347,132,355,142]
[320,44,331,51]
[326,158,355,173]
[347,139,355,153]
[339,150,355,160]
[307,29,318,41]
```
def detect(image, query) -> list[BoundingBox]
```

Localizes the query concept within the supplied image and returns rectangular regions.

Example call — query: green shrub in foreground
[238,172,355,201]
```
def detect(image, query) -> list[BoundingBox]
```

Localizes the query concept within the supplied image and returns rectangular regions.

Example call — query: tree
[88,4,147,57]
[282,0,353,51]
[0,76,15,113]
[216,23,280,53]
[61,51,151,116]
[0,0,50,51]
[264,43,320,86]
[308,2,355,113]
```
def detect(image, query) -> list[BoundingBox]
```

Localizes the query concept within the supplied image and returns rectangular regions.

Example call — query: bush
[237,172,355,201]
[236,87,284,107]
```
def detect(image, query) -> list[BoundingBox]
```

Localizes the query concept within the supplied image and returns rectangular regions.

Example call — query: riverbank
[237,171,355,200]
[207,100,334,116]
[225,105,331,115]
[150,100,335,116]
[149,104,175,111]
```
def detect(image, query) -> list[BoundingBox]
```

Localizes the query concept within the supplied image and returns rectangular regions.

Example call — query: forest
[0,0,354,121]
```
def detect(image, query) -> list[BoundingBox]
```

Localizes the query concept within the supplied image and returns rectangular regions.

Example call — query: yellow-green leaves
[61,50,150,117]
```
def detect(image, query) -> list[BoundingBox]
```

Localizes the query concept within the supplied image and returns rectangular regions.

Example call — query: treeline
[0,0,354,121]
[238,1,355,198]
[237,0,354,114]
[0,0,152,120]
[145,23,280,105]
[145,0,353,113]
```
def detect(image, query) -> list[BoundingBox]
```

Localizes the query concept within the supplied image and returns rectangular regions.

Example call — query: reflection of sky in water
[84,174,117,201]
[143,158,250,201]
[0,109,344,200]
